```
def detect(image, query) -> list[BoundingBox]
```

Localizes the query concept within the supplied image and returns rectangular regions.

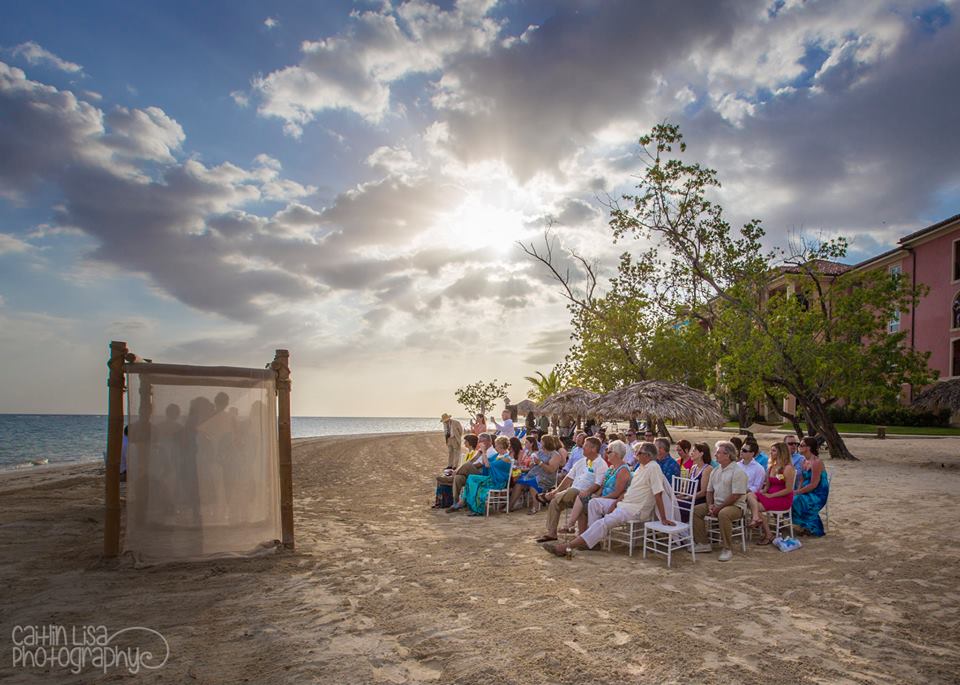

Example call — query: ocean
[0,414,460,471]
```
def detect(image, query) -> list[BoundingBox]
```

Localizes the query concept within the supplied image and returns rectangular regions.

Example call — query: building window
[954,239,960,281]
[954,292,960,330]
[888,264,902,333]
[953,339,960,377]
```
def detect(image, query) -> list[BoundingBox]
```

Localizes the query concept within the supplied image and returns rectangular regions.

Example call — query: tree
[454,379,511,417]
[524,366,567,402]
[605,123,934,459]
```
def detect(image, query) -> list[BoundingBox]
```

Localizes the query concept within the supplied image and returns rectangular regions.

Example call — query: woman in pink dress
[470,413,487,435]
[747,441,796,545]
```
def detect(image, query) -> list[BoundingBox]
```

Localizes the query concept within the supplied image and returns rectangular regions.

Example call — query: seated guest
[643,428,655,443]
[534,436,606,542]
[471,413,487,435]
[655,437,681,485]
[678,442,712,523]
[493,409,515,437]
[447,436,513,515]
[564,439,632,536]
[792,437,830,536]
[561,431,586,474]
[729,436,743,455]
[692,441,748,562]
[520,435,539,472]
[451,433,495,503]
[511,434,563,514]
[434,434,478,508]
[623,429,639,467]
[541,441,675,558]
[746,441,796,544]
[508,436,524,483]
[744,436,768,470]
[737,441,766,494]
[785,435,803,487]
[676,440,693,472]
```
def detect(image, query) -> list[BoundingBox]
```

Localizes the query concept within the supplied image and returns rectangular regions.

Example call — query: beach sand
[1,430,959,684]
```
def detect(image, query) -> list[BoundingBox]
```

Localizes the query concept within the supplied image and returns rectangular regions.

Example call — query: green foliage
[454,379,510,416]
[524,366,567,402]
[826,404,950,428]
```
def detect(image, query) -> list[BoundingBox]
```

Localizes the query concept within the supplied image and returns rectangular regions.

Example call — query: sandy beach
[1,430,959,684]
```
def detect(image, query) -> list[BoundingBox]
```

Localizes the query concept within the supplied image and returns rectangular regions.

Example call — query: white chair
[605,517,644,557]
[764,508,794,538]
[643,476,697,568]
[705,508,748,552]
[484,457,515,517]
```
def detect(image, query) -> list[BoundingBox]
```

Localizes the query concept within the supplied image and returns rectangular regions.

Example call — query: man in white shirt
[493,410,515,437]
[692,440,748,561]
[541,441,675,557]
[738,442,766,493]
[451,433,496,502]
[535,436,606,542]
[623,429,639,467]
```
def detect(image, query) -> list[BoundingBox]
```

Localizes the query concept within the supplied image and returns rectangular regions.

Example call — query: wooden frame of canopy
[103,341,295,557]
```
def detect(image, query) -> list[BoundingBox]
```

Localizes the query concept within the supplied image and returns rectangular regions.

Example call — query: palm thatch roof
[514,399,538,414]
[912,379,960,413]
[590,380,725,427]
[537,388,600,417]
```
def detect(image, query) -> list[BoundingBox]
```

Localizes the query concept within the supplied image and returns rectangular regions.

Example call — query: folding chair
[643,476,697,568]
[764,508,794,538]
[705,509,748,552]
[605,518,644,557]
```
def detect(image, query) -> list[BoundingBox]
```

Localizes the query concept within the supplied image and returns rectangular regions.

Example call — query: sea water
[0,414,459,471]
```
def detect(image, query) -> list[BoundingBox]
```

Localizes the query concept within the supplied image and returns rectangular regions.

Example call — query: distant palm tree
[525,367,565,403]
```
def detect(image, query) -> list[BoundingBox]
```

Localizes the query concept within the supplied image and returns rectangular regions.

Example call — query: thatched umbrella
[514,399,538,415]
[590,380,725,428]
[912,379,960,414]
[537,388,600,418]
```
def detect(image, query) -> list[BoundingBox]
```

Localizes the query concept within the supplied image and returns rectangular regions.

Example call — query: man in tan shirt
[692,440,748,561]
[441,413,464,469]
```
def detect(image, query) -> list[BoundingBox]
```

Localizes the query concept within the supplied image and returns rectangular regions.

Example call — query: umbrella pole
[272,349,295,550]
[104,340,127,557]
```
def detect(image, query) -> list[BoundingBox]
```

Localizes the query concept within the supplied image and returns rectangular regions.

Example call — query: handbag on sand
[773,536,802,552]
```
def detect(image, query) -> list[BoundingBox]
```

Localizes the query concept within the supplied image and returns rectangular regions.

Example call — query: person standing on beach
[493,409,514,438]
[441,414,464,469]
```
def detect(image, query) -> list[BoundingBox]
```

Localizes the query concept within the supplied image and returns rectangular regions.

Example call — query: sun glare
[447,198,525,253]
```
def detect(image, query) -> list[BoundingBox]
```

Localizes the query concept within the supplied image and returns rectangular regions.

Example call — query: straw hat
[440,413,452,422]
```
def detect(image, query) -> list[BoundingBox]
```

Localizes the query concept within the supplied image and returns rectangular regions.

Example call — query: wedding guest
[493,409,515,437]
[535,436,606,542]
[511,434,563,513]
[747,441,796,544]
[678,442,712,523]
[441,413,464,469]
[655,437,681,485]
[792,437,830,536]
[541,441,675,558]
[692,441,748,562]
[565,439,632,535]
[471,413,487,435]
[447,436,513,515]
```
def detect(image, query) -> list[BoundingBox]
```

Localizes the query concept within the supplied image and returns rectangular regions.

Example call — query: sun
[445,197,526,253]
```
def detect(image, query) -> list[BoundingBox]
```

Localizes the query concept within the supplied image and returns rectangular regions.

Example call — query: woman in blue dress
[791,437,830,536]
[510,434,564,514]
[449,436,514,515]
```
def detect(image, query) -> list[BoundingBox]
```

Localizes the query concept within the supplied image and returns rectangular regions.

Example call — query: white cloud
[10,41,83,74]
[252,1,503,134]
[264,17,279,29]
[230,90,250,107]
[0,233,33,255]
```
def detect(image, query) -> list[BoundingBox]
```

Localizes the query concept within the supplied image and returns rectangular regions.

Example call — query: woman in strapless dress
[747,441,796,545]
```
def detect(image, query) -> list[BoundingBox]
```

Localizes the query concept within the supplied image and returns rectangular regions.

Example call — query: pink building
[853,212,960,395]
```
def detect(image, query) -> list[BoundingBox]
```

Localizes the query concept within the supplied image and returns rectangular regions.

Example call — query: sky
[0,0,958,416]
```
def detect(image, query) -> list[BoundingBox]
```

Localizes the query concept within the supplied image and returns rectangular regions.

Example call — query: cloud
[264,17,279,29]
[523,328,571,366]
[104,106,185,163]
[251,1,502,134]
[10,41,83,74]
[0,233,33,255]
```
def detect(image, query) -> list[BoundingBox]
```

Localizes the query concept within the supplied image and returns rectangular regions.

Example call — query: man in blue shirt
[654,437,681,485]
[786,435,803,485]
[561,431,586,475]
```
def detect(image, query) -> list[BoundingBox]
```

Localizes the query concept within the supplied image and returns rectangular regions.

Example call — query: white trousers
[580,503,640,549]
[587,497,619,528]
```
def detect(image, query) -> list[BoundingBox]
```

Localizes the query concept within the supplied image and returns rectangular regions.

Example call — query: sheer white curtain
[124,364,281,563]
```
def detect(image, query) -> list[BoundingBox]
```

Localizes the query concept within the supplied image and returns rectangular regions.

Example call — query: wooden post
[272,349,294,549]
[104,340,128,557]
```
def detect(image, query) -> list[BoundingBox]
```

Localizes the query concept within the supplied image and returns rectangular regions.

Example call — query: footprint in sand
[613,631,630,646]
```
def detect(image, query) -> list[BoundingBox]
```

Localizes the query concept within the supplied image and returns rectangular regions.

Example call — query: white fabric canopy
[124,365,281,563]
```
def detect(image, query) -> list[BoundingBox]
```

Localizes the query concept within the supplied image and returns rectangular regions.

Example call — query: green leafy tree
[524,366,567,402]
[454,379,511,417]
[606,123,934,459]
